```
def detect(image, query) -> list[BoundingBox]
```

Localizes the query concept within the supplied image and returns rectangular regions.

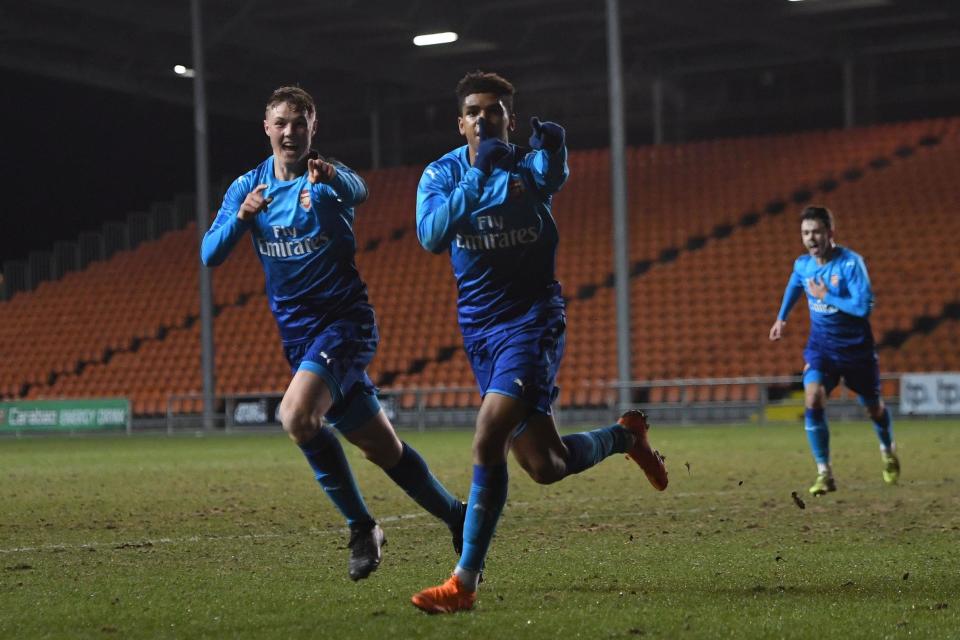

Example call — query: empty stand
[3,117,958,414]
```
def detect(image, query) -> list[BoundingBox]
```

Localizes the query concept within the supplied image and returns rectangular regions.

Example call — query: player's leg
[510,409,666,489]
[488,314,628,483]
[457,393,523,583]
[279,367,375,525]
[864,398,894,451]
[323,317,467,550]
[865,398,899,484]
[281,331,386,580]
[803,362,837,495]
[339,396,467,552]
[410,391,523,613]
[844,354,898,484]
[493,313,666,489]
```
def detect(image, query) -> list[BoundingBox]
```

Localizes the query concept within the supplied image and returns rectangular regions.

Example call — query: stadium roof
[5,0,960,160]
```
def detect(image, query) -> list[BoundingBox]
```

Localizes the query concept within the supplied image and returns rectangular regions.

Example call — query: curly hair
[455,71,515,114]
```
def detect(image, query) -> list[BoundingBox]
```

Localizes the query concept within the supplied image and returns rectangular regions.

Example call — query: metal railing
[157,374,903,432]
[606,373,904,425]
[154,369,958,434]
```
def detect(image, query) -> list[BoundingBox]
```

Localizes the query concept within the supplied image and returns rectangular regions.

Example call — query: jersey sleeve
[776,263,805,321]
[822,254,874,318]
[200,176,255,267]
[526,145,569,196]
[311,162,368,206]
[415,160,487,254]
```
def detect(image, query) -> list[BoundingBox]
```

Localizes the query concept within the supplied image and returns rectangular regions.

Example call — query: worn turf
[1,420,958,639]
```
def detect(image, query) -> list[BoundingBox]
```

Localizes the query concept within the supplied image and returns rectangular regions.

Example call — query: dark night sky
[1,69,265,264]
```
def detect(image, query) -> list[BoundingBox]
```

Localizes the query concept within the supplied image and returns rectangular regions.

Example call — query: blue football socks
[298,427,373,527]
[871,407,895,451]
[385,442,462,527]
[561,424,633,476]
[456,464,508,587]
[804,408,830,465]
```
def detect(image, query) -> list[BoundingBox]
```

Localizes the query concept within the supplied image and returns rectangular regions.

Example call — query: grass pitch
[1,420,958,639]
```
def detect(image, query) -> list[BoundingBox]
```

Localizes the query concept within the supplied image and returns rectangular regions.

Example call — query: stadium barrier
[899,372,960,415]
[608,373,908,425]
[0,398,131,436]
[164,387,492,433]
[72,371,956,434]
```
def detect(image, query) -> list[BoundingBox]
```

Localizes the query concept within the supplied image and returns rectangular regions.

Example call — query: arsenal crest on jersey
[299,189,312,211]
[830,274,840,287]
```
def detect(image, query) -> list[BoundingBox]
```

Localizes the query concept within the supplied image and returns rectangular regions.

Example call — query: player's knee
[472,416,516,463]
[805,392,825,410]
[864,401,884,421]
[472,429,511,464]
[279,401,315,443]
[472,438,505,464]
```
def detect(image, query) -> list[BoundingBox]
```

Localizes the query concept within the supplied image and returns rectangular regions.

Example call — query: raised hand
[308,155,338,184]
[473,117,511,175]
[238,184,272,221]
[528,116,565,152]
[769,319,786,341]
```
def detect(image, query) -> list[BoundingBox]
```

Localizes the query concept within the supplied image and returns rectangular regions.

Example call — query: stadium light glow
[173,64,195,77]
[413,32,458,47]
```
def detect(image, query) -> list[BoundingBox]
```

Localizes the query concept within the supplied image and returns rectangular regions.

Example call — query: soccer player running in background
[201,86,465,581]
[769,205,899,496]
[410,71,668,614]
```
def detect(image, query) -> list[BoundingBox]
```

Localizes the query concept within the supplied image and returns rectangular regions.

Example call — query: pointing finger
[478,117,491,141]
[530,116,542,133]
[253,183,269,195]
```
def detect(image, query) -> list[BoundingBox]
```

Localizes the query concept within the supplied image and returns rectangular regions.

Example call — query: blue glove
[528,117,565,152]
[473,117,511,175]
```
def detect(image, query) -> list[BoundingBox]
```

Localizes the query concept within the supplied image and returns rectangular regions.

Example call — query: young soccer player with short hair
[409,71,668,614]
[769,205,899,496]
[201,86,465,581]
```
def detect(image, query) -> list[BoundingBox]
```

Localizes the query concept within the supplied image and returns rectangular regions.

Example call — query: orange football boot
[619,409,668,491]
[411,574,477,614]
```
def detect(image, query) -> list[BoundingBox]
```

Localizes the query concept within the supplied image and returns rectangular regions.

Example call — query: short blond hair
[265,86,315,117]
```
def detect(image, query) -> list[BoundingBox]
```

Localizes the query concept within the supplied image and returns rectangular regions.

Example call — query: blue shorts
[283,318,381,434]
[802,347,882,406]
[464,312,565,416]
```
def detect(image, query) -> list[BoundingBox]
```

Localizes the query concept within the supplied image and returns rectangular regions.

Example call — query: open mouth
[281,141,298,153]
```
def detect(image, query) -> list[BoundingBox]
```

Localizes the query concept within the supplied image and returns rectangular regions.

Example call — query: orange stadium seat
[2,119,958,413]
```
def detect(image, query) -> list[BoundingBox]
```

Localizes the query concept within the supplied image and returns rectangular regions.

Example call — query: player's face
[263,102,316,164]
[458,93,515,149]
[800,219,833,258]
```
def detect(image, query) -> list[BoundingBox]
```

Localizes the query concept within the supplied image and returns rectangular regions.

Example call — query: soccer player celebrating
[201,86,466,581]
[410,71,668,614]
[769,205,899,496]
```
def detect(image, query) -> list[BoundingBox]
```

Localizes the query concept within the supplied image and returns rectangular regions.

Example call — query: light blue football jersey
[201,156,371,344]
[416,144,569,336]
[777,245,876,355]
